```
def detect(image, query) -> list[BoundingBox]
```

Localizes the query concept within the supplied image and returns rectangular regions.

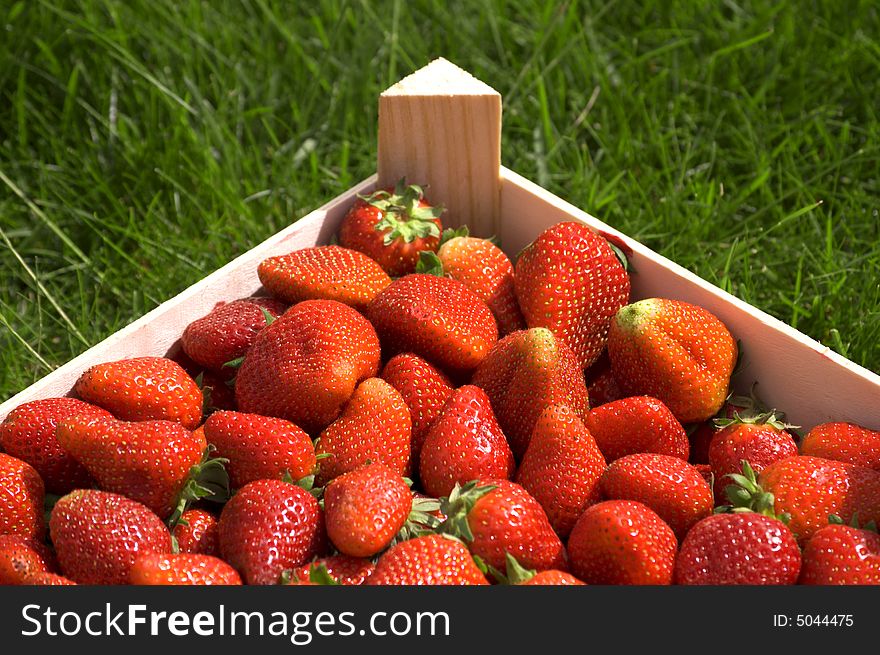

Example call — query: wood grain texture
[377,58,501,236]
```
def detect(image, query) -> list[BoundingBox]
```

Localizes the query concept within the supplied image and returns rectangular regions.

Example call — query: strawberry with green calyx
[172,508,220,556]
[585,396,689,462]
[285,556,376,586]
[490,553,584,586]
[339,179,444,276]
[366,534,489,585]
[130,553,242,585]
[799,521,880,585]
[801,422,880,471]
[686,391,765,464]
[0,453,46,540]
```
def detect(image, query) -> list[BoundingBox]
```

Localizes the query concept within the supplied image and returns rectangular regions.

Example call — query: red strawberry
[0,398,109,494]
[472,328,589,458]
[203,411,315,489]
[799,524,880,585]
[688,394,759,464]
[367,274,498,374]
[419,386,515,498]
[198,370,237,412]
[218,479,325,585]
[366,534,488,585]
[674,513,800,585]
[235,299,381,433]
[323,463,412,557]
[518,571,584,585]
[338,181,443,277]
[130,553,242,585]
[181,297,287,372]
[494,553,584,586]
[439,479,567,573]
[27,572,77,585]
[258,245,391,311]
[0,535,56,585]
[315,378,411,486]
[688,423,716,465]
[708,412,799,504]
[515,221,630,370]
[0,453,45,540]
[516,404,606,538]
[288,555,376,586]
[56,415,206,518]
[608,299,737,423]
[584,352,622,407]
[75,357,203,430]
[693,463,714,487]
[172,508,220,556]
[381,353,454,462]
[567,500,677,585]
[801,422,880,471]
[585,396,689,462]
[49,489,172,584]
[599,453,713,540]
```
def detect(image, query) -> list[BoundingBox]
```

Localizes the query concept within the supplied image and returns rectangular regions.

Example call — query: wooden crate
[2,59,879,431]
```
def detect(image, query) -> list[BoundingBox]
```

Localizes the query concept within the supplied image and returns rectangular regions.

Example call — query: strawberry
[203,411,315,489]
[366,534,488,585]
[515,221,630,370]
[419,386,515,498]
[493,553,584,586]
[50,489,172,584]
[381,353,454,462]
[585,396,689,462]
[567,500,677,585]
[518,571,584,585]
[172,508,220,556]
[674,513,800,585]
[235,299,381,433]
[130,553,242,585]
[516,404,606,538]
[693,463,714,487]
[258,246,391,311]
[366,274,498,374]
[287,555,376,586]
[688,423,716,465]
[75,357,203,430]
[338,181,443,277]
[608,298,737,423]
[197,369,238,413]
[181,297,287,372]
[599,453,713,540]
[801,422,880,471]
[0,535,56,585]
[708,412,799,504]
[584,352,621,407]
[0,453,45,540]
[323,463,412,557]
[27,572,77,585]
[799,523,880,585]
[218,479,325,585]
[56,415,208,518]
[0,397,109,494]
[315,378,411,486]
[419,230,525,335]
[688,394,759,465]
[439,480,567,572]
[472,328,589,458]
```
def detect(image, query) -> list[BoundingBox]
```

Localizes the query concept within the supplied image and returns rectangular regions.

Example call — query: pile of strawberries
[1,181,879,586]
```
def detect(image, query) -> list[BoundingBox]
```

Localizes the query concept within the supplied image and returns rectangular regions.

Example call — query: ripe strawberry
[567,500,677,585]
[585,396,689,462]
[419,231,525,335]
[0,398,109,494]
[0,453,45,540]
[801,422,880,471]
[381,353,454,462]
[323,463,412,557]
[338,181,443,277]
[367,274,498,374]
[419,386,515,498]
[56,415,206,518]
[708,412,799,504]
[75,357,203,430]
[27,572,77,585]
[258,246,391,311]
[516,404,606,538]
[203,411,315,489]
[608,298,737,423]
[172,508,220,556]
[472,328,589,458]
[515,221,630,370]
[218,479,325,585]
[799,524,880,585]
[674,513,800,585]
[235,299,381,433]
[439,480,567,572]
[518,571,584,585]
[288,555,376,586]
[130,553,242,585]
[197,370,237,412]
[366,534,488,585]
[584,352,621,407]
[494,553,584,586]
[0,535,56,585]
[688,394,759,465]
[315,378,411,486]
[599,453,713,540]
[181,297,287,372]
[50,489,171,584]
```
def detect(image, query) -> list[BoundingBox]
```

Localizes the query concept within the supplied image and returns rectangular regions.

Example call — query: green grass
[1,0,879,399]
